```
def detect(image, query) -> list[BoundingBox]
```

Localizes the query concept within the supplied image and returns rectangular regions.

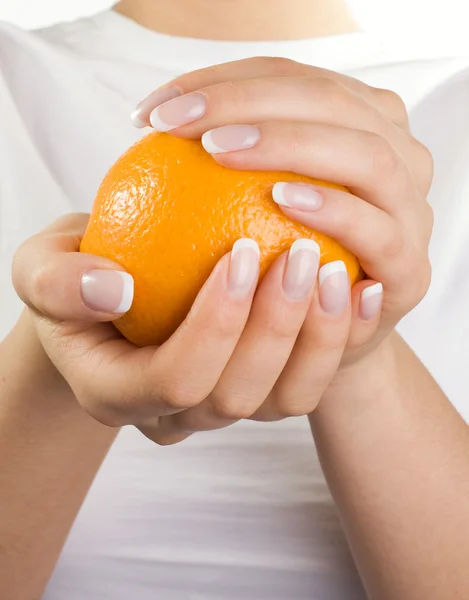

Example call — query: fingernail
[131,87,182,128]
[81,270,134,313]
[202,125,261,154]
[273,182,323,211]
[283,239,320,300]
[149,92,206,131]
[228,238,260,299]
[319,261,349,315]
[359,283,383,320]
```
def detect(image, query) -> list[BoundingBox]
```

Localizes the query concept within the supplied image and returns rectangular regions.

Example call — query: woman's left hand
[131,58,434,440]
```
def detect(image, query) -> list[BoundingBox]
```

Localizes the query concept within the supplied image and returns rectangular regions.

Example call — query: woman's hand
[12,209,354,445]
[129,57,434,437]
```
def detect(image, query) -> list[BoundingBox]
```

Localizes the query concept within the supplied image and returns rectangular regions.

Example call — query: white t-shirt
[2,10,469,600]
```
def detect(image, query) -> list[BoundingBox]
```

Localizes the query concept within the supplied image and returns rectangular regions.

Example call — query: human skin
[114,0,359,41]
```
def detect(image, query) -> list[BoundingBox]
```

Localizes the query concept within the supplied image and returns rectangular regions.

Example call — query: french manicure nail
[283,239,320,300]
[149,92,206,131]
[81,270,134,313]
[273,182,323,211]
[228,238,260,299]
[359,283,383,320]
[131,87,182,128]
[319,261,349,315]
[130,109,149,129]
[202,125,261,154]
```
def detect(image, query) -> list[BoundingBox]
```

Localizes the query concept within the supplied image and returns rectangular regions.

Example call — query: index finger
[133,57,409,129]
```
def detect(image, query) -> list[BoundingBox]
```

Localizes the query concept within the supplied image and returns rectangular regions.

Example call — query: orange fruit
[81,132,360,347]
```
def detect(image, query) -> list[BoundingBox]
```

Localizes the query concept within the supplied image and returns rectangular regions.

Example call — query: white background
[0,0,467,51]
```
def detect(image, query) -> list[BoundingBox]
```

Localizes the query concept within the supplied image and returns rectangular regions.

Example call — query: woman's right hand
[12,210,371,444]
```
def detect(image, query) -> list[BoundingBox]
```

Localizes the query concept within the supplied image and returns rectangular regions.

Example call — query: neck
[114,0,359,41]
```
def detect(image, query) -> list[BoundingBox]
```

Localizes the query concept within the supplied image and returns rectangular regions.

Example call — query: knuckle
[285,122,306,160]
[79,395,129,428]
[255,56,298,75]
[29,262,54,309]
[333,200,361,233]
[379,227,405,261]
[184,301,243,341]
[93,411,127,428]
[413,138,434,172]
[412,138,435,190]
[412,256,432,301]
[345,337,368,355]
[158,382,203,410]
[382,88,406,110]
[75,384,151,428]
[423,202,435,236]
[11,236,42,303]
[312,77,349,114]
[373,87,409,124]
[11,249,26,299]
[140,423,191,447]
[219,79,249,113]
[275,398,317,418]
[367,133,401,179]
[266,308,303,340]
[314,76,344,96]
[301,318,349,355]
[386,251,431,310]
[153,435,185,447]
[313,329,349,355]
[177,64,218,91]
[46,212,90,236]
[212,397,256,421]
[270,323,298,341]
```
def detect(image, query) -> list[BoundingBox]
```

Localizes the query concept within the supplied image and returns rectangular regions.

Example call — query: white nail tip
[319,260,347,285]
[232,238,260,258]
[201,131,226,154]
[149,108,176,132]
[290,238,321,257]
[361,282,383,300]
[130,109,147,129]
[116,272,135,313]
[272,182,290,207]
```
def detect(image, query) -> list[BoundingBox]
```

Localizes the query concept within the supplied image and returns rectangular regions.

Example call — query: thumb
[12,213,134,322]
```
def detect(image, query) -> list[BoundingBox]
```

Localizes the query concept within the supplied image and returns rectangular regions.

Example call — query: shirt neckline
[90,9,386,72]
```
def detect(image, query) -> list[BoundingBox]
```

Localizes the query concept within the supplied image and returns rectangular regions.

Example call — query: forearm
[310,333,469,600]
[0,311,117,600]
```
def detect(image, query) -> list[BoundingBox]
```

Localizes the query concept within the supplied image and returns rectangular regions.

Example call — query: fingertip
[361,282,383,300]
[272,181,323,211]
[117,272,135,313]
[81,269,134,315]
[201,130,225,154]
[348,281,383,350]
[130,107,148,129]
[358,282,383,321]
[228,238,260,300]
[131,86,182,129]
[231,237,260,259]
[318,261,350,316]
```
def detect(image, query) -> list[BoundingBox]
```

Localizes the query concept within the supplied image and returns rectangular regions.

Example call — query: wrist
[311,332,402,425]
[4,309,72,400]
[1,308,117,441]
[332,332,398,391]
